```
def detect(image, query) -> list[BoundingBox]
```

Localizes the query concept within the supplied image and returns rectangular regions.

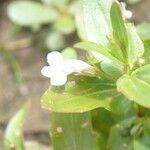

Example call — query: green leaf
[136,23,150,40]
[92,108,115,133]
[132,64,150,84]
[109,94,133,115]
[4,102,30,150]
[51,112,99,150]
[143,118,150,135]
[127,23,144,68]
[133,118,150,150]
[117,75,150,108]
[144,39,150,55]
[91,108,115,149]
[69,0,87,40]
[75,41,124,64]
[62,47,77,60]
[100,61,123,80]
[134,134,150,150]
[54,16,75,34]
[142,39,150,64]
[107,118,135,150]
[7,1,58,27]
[46,32,66,51]
[41,76,117,113]
[110,2,128,53]
[83,0,112,45]
[117,65,150,108]
[109,42,125,63]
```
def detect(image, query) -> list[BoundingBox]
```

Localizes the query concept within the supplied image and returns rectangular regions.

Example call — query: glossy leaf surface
[83,0,112,45]
[127,24,144,68]
[41,76,116,113]
[117,65,150,108]
[110,2,128,53]
[75,41,123,64]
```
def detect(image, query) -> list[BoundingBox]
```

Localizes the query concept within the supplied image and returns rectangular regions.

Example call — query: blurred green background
[0,0,149,148]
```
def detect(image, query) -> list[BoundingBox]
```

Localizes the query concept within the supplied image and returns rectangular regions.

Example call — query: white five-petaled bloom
[41,51,91,86]
[121,2,133,19]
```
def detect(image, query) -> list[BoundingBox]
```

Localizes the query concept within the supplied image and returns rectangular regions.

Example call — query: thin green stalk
[0,47,25,86]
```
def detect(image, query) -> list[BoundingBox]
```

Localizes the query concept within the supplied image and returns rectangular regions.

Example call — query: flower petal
[47,51,64,67]
[65,59,91,73]
[121,2,132,19]
[124,10,132,19]
[51,71,67,86]
[41,66,53,78]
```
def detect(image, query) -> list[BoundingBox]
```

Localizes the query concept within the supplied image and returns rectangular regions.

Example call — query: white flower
[125,10,132,19]
[41,51,91,86]
[121,2,133,19]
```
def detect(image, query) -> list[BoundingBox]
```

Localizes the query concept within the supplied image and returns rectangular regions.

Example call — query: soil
[0,0,149,148]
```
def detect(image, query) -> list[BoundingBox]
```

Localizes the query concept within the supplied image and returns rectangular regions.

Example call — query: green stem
[123,65,130,75]
[0,47,25,86]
